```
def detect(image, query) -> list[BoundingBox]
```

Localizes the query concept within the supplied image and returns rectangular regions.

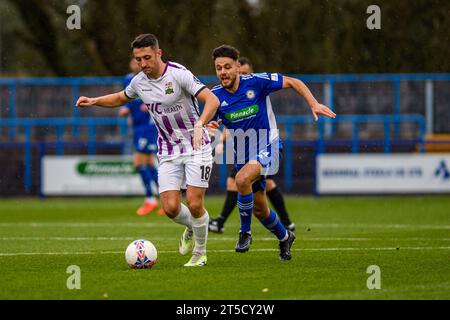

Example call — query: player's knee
[186,201,203,217]
[235,173,251,190]
[266,179,276,191]
[226,178,237,191]
[163,203,179,219]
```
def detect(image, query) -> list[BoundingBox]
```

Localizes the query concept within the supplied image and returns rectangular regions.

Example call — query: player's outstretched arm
[76,91,131,109]
[282,76,336,121]
[193,88,220,150]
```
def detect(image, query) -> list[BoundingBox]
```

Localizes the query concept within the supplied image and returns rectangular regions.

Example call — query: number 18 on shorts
[158,145,213,193]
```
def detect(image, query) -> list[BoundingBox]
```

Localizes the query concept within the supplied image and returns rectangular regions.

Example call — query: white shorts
[158,144,213,193]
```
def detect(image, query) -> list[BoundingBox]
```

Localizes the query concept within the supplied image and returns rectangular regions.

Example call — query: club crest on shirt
[165,82,174,95]
[246,90,255,100]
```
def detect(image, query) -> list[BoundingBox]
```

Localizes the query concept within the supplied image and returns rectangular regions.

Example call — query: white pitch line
[0,222,449,229]
[0,222,450,230]
[308,223,450,230]
[0,251,124,257]
[0,222,164,228]
[303,237,450,241]
[0,237,135,241]
[1,246,450,257]
[1,236,450,241]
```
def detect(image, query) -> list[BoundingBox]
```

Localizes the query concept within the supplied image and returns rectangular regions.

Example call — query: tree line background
[0,0,449,77]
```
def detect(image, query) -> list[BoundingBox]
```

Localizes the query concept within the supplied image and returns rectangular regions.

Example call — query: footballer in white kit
[76,34,220,267]
[124,61,213,193]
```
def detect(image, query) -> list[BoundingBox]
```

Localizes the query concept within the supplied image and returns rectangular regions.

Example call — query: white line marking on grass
[0,222,166,228]
[0,251,125,256]
[308,223,450,230]
[1,236,450,242]
[1,247,450,256]
[303,237,450,241]
[206,247,450,253]
[0,237,135,241]
[1,222,449,230]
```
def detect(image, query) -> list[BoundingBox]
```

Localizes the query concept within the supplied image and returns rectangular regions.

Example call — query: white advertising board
[42,155,147,195]
[317,154,450,194]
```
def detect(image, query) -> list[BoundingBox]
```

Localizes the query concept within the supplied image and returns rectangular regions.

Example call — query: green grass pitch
[0,195,449,300]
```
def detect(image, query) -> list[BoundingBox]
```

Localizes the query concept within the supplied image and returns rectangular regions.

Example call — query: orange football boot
[136,201,158,216]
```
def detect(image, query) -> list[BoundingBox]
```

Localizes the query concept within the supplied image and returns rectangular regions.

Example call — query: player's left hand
[140,104,148,112]
[311,103,336,121]
[206,119,222,135]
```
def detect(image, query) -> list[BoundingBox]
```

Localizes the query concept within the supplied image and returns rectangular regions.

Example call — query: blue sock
[138,165,153,198]
[260,209,288,241]
[149,166,158,187]
[237,193,253,233]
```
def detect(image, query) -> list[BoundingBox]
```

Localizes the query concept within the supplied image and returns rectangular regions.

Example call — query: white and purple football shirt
[125,61,210,159]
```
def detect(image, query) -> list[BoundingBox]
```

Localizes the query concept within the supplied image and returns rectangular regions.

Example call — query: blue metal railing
[0,114,425,193]
[1,73,448,139]
[1,74,449,115]
[0,118,129,193]
[277,114,425,190]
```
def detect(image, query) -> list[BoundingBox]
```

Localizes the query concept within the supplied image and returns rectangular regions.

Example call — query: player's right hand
[76,96,96,108]
[193,125,204,150]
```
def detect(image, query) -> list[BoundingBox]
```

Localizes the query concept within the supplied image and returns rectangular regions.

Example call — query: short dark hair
[212,45,240,61]
[238,57,252,68]
[131,34,159,50]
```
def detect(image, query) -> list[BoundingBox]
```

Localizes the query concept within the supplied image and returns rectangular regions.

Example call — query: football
[125,239,157,269]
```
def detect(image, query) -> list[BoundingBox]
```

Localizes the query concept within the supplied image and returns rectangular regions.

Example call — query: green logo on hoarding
[77,161,137,176]
[224,105,259,121]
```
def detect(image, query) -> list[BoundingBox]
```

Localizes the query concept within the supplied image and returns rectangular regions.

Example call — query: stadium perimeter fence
[0,74,449,196]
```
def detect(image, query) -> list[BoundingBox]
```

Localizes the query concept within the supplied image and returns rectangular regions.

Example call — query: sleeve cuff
[123,90,133,100]
[194,86,207,97]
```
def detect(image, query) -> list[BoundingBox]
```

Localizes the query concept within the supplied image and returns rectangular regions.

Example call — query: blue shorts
[234,143,282,193]
[133,131,158,154]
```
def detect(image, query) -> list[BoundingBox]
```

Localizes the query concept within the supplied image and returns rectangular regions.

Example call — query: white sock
[192,210,209,256]
[146,197,156,203]
[171,203,193,229]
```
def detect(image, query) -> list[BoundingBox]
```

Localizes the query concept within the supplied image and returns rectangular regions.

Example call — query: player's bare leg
[265,179,276,193]
[227,177,238,192]
[159,190,182,219]
[184,185,209,266]
[235,160,261,195]
[160,190,195,257]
